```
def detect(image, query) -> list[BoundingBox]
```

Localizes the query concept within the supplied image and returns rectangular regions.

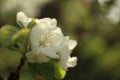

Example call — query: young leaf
[50,61,66,80]
[12,28,30,42]
[0,25,18,47]
[54,63,66,80]
[27,18,36,29]
[28,62,55,80]
[11,28,30,51]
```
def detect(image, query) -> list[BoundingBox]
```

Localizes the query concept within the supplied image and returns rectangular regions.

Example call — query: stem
[8,47,24,53]
[16,54,26,73]
[7,54,26,80]
[7,39,28,80]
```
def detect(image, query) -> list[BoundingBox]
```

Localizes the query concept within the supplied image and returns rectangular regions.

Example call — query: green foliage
[0,48,22,80]
[0,24,31,53]
[81,35,106,58]
[53,61,66,80]
[12,28,30,42]
[28,61,66,80]
[0,25,18,47]
[12,28,30,51]
[27,18,36,29]
[17,21,24,28]
[28,62,55,80]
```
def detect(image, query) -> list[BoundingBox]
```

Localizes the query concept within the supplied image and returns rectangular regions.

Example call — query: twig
[8,47,24,53]
[7,54,26,80]
[7,33,29,80]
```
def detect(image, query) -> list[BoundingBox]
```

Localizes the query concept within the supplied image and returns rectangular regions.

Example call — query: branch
[8,47,24,53]
[7,54,26,80]
[7,35,29,80]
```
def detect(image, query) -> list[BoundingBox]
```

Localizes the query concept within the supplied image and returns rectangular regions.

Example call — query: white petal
[59,45,70,60]
[30,22,50,47]
[36,18,57,28]
[26,51,38,63]
[17,11,32,27]
[61,36,77,50]
[59,45,70,70]
[26,49,41,63]
[40,18,57,28]
[43,18,57,27]
[26,49,49,63]
[37,53,50,63]
[50,18,57,27]
[38,46,59,59]
[50,27,64,45]
[67,40,77,50]
[36,21,50,35]
[67,57,77,67]
[17,11,27,22]
[60,59,68,71]
[51,27,63,36]
[107,6,120,24]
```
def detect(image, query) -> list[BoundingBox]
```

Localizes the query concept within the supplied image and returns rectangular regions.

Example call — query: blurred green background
[0,0,120,80]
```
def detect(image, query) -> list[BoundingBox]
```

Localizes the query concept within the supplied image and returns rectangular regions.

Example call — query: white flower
[27,18,63,62]
[98,0,110,6]
[30,18,64,48]
[106,0,120,24]
[58,36,77,70]
[98,0,120,24]
[26,17,77,70]
[17,11,32,27]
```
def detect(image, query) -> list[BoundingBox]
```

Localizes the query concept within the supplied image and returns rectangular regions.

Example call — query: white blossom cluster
[98,0,120,24]
[106,0,120,24]
[0,0,52,17]
[17,12,77,71]
[98,0,110,6]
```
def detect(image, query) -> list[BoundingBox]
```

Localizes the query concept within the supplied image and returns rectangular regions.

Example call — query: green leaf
[28,62,55,80]
[12,28,30,42]
[50,61,66,80]
[0,25,18,47]
[17,21,24,28]
[27,18,36,29]
[0,47,22,67]
[11,28,30,51]
[54,64,66,80]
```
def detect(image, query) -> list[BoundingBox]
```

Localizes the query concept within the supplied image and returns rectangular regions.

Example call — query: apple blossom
[17,11,78,70]
[17,11,32,27]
